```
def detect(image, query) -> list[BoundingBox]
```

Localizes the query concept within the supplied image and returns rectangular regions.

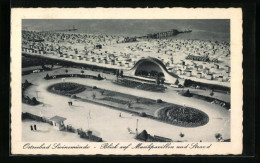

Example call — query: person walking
[34,124,37,131]
[30,125,33,131]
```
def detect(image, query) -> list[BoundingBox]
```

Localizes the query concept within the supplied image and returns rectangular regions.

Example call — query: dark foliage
[157,106,209,127]
[139,112,147,117]
[156,99,163,103]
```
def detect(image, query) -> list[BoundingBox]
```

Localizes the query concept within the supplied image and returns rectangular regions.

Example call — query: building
[197,73,202,78]
[218,76,223,82]
[77,56,82,60]
[205,68,210,74]
[49,116,66,131]
[224,65,230,72]
[186,71,192,77]
[111,60,115,65]
[206,74,213,80]
[94,44,102,49]
[125,57,183,84]
[177,69,182,75]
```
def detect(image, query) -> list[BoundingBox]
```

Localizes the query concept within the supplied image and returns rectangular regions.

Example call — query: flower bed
[114,79,166,92]
[44,74,103,80]
[157,106,209,127]
[47,82,86,95]
[101,97,130,105]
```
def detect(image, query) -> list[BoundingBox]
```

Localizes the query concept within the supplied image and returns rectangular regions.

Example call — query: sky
[22,19,230,41]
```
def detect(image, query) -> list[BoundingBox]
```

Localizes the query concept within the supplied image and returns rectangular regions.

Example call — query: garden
[47,82,86,95]
[46,82,208,127]
[157,105,209,127]
[113,79,166,92]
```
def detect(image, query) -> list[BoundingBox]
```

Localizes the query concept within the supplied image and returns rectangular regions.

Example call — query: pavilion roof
[49,116,66,123]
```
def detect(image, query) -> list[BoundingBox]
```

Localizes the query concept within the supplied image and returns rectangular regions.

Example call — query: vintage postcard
[10,8,243,155]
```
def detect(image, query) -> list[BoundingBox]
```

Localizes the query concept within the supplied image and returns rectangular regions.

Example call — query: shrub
[179,132,185,138]
[182,89,193,97]
[156,99,163,103]
[92,86,97,89]
[31,97,39,105]
[97,74,102,80]
[174,78,179,85]
[215,133,222,139]
[160,78,165,84]
[126,101,132,108]
[71,94,77,99]
[139,112,147,117]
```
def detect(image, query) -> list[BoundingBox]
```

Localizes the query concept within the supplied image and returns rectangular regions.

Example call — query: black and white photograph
[10,8,243,155]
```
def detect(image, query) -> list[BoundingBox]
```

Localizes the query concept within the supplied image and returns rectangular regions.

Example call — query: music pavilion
[125,57,184,85]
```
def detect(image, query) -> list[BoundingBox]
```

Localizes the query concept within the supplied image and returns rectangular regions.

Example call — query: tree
[65,69,68,74]
[25,80,29,84]
[45,73,50,79]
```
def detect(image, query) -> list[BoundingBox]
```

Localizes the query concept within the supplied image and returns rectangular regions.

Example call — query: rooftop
[49,116,67,123]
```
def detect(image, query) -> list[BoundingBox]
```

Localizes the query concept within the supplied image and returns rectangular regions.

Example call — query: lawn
[46,82,209,127]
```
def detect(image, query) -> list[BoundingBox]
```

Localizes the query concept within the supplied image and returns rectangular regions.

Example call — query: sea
[23,19,230,42]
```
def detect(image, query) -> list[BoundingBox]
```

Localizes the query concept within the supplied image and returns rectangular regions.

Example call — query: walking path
[22,68,230,142]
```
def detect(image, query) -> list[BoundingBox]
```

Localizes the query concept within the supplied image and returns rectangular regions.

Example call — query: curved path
[22,67,230,142]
